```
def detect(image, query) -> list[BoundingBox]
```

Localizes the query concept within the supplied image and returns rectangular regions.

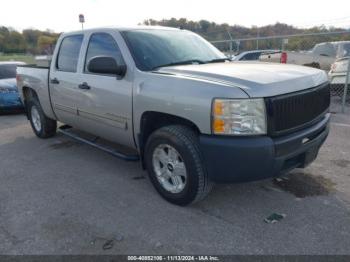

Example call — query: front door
[75,32,134,148]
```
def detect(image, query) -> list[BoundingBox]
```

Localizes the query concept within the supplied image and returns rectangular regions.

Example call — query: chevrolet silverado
[16,26,331,205]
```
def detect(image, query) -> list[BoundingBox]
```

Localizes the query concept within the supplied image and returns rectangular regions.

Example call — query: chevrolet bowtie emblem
[302,138,310,144]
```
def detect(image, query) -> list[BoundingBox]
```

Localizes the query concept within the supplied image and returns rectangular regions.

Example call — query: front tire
[28,98,57,138]
[144,125,212,206]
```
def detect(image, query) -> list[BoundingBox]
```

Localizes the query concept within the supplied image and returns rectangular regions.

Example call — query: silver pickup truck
[260,41,350,71]
[17,26,331,205]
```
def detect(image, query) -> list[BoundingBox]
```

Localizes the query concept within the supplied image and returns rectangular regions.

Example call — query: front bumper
[199,113,330,183]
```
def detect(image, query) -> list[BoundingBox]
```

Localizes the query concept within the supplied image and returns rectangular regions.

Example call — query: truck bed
[259,51,334,70]
[16,65,55,119]
[17,64,50,69]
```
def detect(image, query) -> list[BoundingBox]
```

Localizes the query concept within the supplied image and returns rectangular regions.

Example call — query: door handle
[78,82,91,90]
[50,78,60,84]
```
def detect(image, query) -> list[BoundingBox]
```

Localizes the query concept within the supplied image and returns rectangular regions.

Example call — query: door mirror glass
[87,56,126,77]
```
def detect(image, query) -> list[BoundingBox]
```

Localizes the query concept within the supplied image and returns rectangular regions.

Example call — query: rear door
[74,31,134,148]
[49,34,84,125]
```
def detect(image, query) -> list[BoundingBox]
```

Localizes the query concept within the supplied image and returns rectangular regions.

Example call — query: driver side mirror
[87,56,126,78]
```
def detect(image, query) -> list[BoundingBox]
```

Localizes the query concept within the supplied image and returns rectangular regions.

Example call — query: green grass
[0,54,35,64]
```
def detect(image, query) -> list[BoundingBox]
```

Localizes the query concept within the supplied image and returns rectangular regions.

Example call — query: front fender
[132,71,248,142]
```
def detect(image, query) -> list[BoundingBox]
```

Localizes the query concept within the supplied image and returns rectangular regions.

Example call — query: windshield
[0,64,17,80]
[122,29,226,71]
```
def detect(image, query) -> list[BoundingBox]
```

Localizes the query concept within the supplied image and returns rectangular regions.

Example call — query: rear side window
[85,33,124,73]
[56,35,83,72]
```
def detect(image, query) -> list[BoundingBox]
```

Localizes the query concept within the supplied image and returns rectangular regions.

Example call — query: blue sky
[1,0,350,32]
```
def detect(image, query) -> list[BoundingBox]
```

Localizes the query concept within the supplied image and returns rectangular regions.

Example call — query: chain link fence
[330,74,350,114]
[209,31,350,114]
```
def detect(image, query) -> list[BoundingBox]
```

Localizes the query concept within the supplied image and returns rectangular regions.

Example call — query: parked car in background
[0,62,25,113]
[17,27,330,205]
[260,41,350,71]
[232,50,278,61]
[328,42,350,96]
[329,56,350,94]
[227,54,236,60]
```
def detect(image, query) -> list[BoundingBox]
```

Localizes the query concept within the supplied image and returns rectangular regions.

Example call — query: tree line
[1,19,349,55]
[0,27,60,55]
[143,18,350,52]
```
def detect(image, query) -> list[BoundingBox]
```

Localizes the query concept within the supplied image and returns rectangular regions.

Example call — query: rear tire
[144,125,213,206]
[28,98,57,138]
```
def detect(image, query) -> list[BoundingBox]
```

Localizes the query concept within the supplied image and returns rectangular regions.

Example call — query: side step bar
[58,125,140,162]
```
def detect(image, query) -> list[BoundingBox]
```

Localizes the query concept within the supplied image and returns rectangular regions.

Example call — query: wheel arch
[138,111,201,168]
[22,85,57,120]
[22,86,39,119]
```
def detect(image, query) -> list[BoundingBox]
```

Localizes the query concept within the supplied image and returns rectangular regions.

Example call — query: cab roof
[64,25,182,35]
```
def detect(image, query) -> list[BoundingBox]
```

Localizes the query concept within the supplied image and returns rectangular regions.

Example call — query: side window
[241,52,260,61]
[313,43,336,57]
[85,33,124,73]
[340,43,350,58]
[56,35,83,72]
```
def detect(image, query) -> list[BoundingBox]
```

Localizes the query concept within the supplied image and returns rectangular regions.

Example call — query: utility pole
[342,57,350,113]
[235,40,240,54]
[226,29,234,58]
[256,26,259,50]
[252,25,259,50]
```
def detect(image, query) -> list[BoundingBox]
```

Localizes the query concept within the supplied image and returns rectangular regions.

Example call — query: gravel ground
[0,113,350,255]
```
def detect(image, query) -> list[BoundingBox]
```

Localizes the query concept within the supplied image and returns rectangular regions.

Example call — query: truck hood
[155,62,328,97]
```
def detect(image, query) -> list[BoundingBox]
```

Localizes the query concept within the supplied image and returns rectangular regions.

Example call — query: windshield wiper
[206,58,231,63]
[152,59,205,70]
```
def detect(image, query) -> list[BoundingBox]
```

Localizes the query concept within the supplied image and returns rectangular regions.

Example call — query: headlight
[212,98,267,135]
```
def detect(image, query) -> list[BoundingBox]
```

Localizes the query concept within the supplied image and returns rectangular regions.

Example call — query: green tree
[37,35,57,54]
[23,29,41,53]
[4,31,27,53]
[0,26,10,52]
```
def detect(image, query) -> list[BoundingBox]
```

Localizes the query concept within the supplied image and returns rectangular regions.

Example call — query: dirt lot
[0,113,350,255]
